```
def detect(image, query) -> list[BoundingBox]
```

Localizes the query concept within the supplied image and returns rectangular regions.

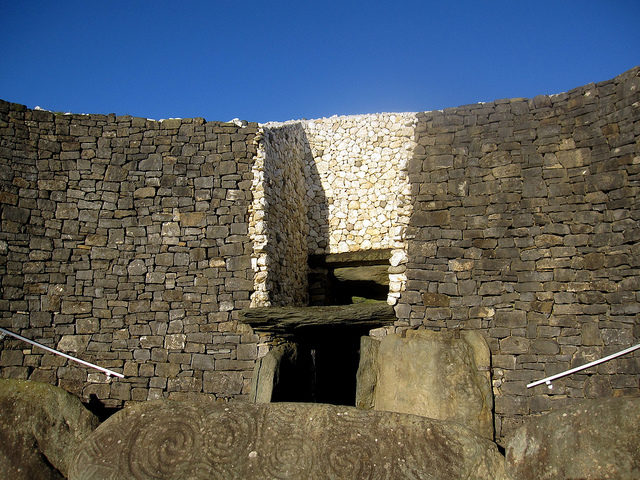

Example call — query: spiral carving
[68,412,135,480]
[259,435,315,479]
[125,405,204,479]
[69,400,504,480]
[323,442,379,479]
[319,409,384,479]
[127,418,200,478]
[200,406,258,478]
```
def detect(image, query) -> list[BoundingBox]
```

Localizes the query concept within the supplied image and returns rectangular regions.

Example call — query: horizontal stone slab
[239,302,396,337]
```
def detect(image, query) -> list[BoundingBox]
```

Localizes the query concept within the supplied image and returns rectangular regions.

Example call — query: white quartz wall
[249,124,310,307]
[250,113,416,306]
[303,113,416,304]
[302,113,416,256]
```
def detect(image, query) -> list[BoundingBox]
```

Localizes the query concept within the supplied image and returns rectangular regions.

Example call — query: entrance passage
[308,249,392,305]
[240,302,396,406]
[271,325,371,406]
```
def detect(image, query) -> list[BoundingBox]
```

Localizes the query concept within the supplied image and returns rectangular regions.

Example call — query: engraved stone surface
[69,399,507,480]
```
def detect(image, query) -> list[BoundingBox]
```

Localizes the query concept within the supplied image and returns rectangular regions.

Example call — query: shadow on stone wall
[399,66,640,444]
[255,123,328,306]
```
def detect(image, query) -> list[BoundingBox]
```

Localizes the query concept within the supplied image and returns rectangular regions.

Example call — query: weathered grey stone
[61,300,92,314]
[161,221,180,237]
[422,292,450,307]
[0,379,98,480]
[90,247,119,260]
[204,371,244,395]
[332,265,389,285]
[506,397,640,480]
[139,154,162,171]
[69,400,507,480]
[133,186,156,198]
[57,335,90,352]
[250,342,296,403]
[179,211,206,227]
[355,336,379,409]
[1,67,640,441]
[364,329,493,439]
[105,165,128,182]
[412,210,450,226]
[240,303,395,338]
[127,259,147,276]
[164,334,186,350]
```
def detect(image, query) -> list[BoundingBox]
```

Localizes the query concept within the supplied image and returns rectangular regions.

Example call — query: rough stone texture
[302,114,414,305]
[355,335,380,410]
[249,123,311,307]
[69,399,507,480]
[397,66,640,442]
[0,378,99,479]
[358,329,493,439]
[240,302,396,337]
[1,67,639,439]
[302,114,415,256]
[506,396,640,479]
[251,114,414,307]
[249,342,296,402]
[0,103,259,406]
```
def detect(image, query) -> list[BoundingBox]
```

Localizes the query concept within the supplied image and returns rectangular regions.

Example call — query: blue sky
[1,1,638,123]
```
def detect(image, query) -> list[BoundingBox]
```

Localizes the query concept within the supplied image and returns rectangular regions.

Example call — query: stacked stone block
[397,66,640,442]
[253,114,415,306]
[249,123,311,307]
[1,67,639,444]
[0,101,259,406]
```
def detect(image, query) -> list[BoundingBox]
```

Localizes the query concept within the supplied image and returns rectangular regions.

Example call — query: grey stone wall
[1,67,638,443]
[396,66,640,442]
[0,101,259,406]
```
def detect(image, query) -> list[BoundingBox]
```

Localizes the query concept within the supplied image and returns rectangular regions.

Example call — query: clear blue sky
[1,1,638,123]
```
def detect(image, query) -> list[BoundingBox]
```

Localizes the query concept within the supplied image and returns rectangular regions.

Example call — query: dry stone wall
[249,123,311,308]
[1,67,639,443]
[396,66,640,442]
[302,114,415,305]
[252,114,415,306]
[0,101,259,406]
[301,114,415,255]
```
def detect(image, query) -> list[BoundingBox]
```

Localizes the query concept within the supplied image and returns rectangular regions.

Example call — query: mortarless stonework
[397,66,640,439]
[250,114,415,306]
[1,66,639,444]
[249,123,311,308]
[0,107,260,405]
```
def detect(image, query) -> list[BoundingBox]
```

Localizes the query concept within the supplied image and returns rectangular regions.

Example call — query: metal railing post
[0,327,124,379]
[527,343,640,389]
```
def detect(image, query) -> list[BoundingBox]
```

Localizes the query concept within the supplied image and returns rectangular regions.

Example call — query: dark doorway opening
[308,249,391,306]
[271,325,372,406]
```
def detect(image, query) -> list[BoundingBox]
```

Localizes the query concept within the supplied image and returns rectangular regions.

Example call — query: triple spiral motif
[69,400,491,479]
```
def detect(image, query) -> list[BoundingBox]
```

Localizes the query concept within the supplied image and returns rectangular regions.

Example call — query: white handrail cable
[527,343,640,389]
[0,327,124,378]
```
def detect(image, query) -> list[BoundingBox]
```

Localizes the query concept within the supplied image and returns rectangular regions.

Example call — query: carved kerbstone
[69,400,507,480]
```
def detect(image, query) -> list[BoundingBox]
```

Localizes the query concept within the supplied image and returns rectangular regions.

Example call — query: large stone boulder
[356,328,494,439]
[506,396,640,480]
[69,399,507,480]
[0,378,99,480]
